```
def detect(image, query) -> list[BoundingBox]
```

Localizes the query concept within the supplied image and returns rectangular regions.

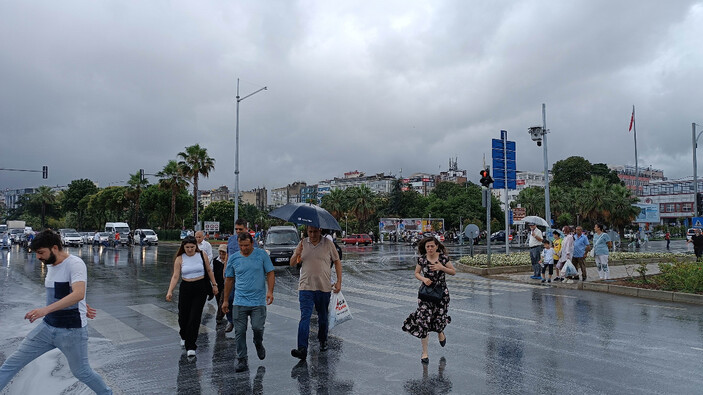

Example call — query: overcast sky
[1,1,702,194]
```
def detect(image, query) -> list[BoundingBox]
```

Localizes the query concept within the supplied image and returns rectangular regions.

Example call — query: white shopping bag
[328,290,352,329]
[563,259,579,277]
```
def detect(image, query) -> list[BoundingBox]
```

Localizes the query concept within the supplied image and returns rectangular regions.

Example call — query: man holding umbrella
[527,222,544,280]
[289,225,342,360]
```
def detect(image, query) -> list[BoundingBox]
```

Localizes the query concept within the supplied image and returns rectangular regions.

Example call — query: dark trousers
[178,279,208,351]
[530,246,542,277]
[297,290,331,350]
[542,263,554,276]
[666,239,670,249]
[573,257,587,280]
[695,248,702,260]
[233,305,266,359]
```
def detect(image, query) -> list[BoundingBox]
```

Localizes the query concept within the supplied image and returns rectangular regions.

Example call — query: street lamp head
[528,126,543,146]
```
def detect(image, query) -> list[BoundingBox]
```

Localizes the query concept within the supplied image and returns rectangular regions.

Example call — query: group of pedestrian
[528,223,614,283]
[164,219,342,374]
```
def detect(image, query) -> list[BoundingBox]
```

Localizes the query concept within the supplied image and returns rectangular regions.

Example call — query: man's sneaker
[186,350,196,357]
[255,342,266,360]
[548,279,551,283]
[235,358,249,373]
[291,347,307,360]
[541,279,546,283]
[180,339,185,347]
[225,322,234,333]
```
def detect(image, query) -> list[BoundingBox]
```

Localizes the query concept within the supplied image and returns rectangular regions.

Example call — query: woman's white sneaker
[187,350,196,357]
[180,339,185,347]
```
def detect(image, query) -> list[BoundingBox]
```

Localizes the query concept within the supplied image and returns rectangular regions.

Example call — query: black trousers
[178,279,208,351]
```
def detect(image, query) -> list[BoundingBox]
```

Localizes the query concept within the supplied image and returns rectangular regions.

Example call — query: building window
[666,204,675,213]
[684,203,693,212]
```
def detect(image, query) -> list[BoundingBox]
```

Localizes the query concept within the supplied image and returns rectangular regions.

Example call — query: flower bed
[459,251,691,268]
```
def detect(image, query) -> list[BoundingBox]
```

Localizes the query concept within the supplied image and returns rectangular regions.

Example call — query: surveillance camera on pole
[528,126,543,146]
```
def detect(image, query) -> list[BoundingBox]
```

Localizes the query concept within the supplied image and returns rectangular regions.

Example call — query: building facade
[608,164,665,195]
[3,188,37,210]
[270,181,307,207]
[640,178,698,224]
[241,187,268,210]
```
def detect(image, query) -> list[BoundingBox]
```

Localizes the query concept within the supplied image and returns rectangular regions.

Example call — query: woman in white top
[166,236,218,356]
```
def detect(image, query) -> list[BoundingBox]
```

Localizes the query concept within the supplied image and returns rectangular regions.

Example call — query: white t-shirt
[199,240,213,269]
[541,248,555,265]
[44,254,88,328]
[528,228,543,247]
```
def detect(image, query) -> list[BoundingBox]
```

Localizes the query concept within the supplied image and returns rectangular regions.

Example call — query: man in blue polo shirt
[572,226,591,281]
[224,218,249,332]
[222,232,275,373]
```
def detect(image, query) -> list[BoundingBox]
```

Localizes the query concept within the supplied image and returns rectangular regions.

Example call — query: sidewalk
[498,263,661,284]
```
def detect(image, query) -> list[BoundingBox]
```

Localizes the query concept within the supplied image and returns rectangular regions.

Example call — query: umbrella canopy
[522,215,550,227]
[268,203,341,231]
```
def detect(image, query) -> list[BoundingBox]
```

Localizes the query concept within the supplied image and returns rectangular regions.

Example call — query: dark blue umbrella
[268,203,341,230]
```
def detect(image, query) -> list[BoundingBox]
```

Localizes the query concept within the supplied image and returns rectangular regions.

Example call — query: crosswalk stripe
[128,304,213,334]
[342,285,469,303]
[357,281,499,296]
[90,309,150,344]
[453,308,537,324]
[274,291,369,312]
[266,304,302,320]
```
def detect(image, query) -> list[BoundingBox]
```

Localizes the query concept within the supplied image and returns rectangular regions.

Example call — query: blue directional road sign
[491,130,517,189]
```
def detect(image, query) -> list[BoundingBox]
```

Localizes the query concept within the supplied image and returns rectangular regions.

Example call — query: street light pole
[234,78,267,232]
[542,104,551,235]
[693,123,703,217]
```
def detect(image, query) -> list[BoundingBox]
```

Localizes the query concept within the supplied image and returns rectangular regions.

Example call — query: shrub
[657,259,703,294]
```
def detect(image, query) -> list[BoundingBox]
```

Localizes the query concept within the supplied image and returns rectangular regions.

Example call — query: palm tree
[350,185,376,230]
[178,144,215,228]
[321,189,346,220]
[514,186,545,218]
[608,183,640,234]
[127,171,149,228]
[157,160,189,228]
[579,176,609,224]
[33,186,56,230]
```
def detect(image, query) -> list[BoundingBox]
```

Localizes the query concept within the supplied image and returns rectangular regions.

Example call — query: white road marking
[89,309,150,344]
[453,308,537,324]
[266,304,302,320]
[541,293,578,299]
[634,303,687,311]
[128,304,213,334]
[690,347,703,351]
[343,285,469,303]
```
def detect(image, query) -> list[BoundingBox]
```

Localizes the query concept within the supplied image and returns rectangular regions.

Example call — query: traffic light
[140,169,145,181]
[42,165,48,179]
[697,193,703,216]
[479,168,493,188]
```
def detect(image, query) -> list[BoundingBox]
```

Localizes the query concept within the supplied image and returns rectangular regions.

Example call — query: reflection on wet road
[1,242,703,394]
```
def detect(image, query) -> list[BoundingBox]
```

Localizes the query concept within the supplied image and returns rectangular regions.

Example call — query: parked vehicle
[98,232,111,244]
[9,228,25,244]
[264,226,301,266]
[490,230,514,242]
[687,228,698,241]
[180,229,194,240]
[62,232,83,247]
[134,229,159,245]
[80,232,93,244]
[0,233,11,250]
[341,234,373,245]
[104,222,131,245]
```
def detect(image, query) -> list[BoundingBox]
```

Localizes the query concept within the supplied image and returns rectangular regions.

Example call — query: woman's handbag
[200,252,214,300]
[418,282,443,303]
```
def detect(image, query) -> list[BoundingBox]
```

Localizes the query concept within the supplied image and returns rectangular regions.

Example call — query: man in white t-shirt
[527,222,544,280]
[195,231,214,266]
[0,230,112,394]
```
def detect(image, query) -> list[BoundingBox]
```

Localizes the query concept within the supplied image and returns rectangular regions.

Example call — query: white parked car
[134,229,159,245]
[62,232,83,247]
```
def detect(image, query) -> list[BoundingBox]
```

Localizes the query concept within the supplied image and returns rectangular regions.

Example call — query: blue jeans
[0,321,112,394]
[233,305,266,359]
[530,246,542,277]
[297,290,331,350]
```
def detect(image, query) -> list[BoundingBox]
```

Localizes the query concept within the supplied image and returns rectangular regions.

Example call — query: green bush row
[657,260,703,294]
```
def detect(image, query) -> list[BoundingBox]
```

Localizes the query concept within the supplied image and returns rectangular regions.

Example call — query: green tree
[157,160,190,228]
[201,200,235,233]
[140,184,191,229]
[349,185,376,232]
[178,144,216,228]
[321,189,347,220]
[86,187,129,227]
[513,186,545,218]
[33,186,58,230]
[127,171,150,228]
[61,179,99,230]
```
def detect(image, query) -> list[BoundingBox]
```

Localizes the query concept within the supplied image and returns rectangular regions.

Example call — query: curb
[457,263,703,305]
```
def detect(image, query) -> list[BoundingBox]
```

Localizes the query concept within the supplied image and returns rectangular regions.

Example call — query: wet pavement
[2,242,703,394]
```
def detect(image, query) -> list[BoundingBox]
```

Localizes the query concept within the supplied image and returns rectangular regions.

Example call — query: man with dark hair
[224,219,250,332]
[0,231,112,394]
[289,225,342,360]
[222,232,275,372]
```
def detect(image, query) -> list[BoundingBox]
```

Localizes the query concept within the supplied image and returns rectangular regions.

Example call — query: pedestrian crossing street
[87,272,541,346]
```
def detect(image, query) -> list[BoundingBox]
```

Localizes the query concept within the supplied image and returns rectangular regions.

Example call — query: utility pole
[542,104,551,236]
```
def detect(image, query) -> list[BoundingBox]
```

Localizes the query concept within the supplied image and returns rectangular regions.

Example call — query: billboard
[633,204,659,223]
[204,221,220,232]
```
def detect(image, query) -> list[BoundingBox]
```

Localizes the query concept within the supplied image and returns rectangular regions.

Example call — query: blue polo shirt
[592,233,611,256]
[227,235,240,256]
[573,234,590,258]
[225,248,274,306]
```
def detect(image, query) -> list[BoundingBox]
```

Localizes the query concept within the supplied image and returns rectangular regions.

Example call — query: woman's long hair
[176,236,201,257]
[418,236,446,255]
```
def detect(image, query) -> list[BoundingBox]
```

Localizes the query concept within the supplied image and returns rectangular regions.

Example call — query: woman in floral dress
[402,236,456,364]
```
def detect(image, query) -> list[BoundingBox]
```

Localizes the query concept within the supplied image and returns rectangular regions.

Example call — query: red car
[341,234,373,245]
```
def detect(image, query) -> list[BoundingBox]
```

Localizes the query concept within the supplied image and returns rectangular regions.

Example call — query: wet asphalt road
[1,241,703,394]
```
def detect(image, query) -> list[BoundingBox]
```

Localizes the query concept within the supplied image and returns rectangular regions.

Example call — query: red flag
[628,106,635,132]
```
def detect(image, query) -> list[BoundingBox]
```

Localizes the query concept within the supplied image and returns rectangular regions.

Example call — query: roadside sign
[509,234,513,241]
[204,221,220,233]
[512,207,526,221]
[693,217,703,229]
[464,224,480,239]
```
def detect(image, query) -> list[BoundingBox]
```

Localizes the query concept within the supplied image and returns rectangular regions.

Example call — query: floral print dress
[402,254,451,338]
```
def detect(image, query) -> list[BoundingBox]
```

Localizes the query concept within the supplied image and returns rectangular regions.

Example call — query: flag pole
[632,105,639,195]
